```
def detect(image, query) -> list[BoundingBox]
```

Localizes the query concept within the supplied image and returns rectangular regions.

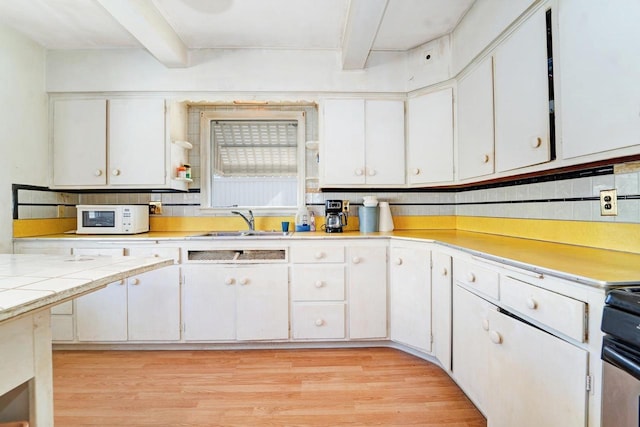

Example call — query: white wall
[46,48,410,94]
[0,24,48,252]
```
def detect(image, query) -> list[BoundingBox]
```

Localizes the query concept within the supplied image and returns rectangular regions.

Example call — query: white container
[378,202,394,232]
[363,196,378,207]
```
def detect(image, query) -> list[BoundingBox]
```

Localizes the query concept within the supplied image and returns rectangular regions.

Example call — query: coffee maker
[324,200,348,233]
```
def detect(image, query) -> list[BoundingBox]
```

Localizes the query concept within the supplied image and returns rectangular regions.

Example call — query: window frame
[199,110,306,214]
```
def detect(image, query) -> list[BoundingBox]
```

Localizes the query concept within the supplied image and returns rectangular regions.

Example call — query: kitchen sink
[189,230,292,239]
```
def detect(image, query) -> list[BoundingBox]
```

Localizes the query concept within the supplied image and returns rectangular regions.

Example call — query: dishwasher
[601,287,640,427]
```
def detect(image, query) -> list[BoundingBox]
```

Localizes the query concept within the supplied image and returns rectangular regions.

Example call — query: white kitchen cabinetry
[487,306,588,427]
[51,98,190,190]
[389,241,431,352]
[76,266,181,342]
[452,284,494,414]
[407,88,454,185]
[452,255,592,426]
[320,99,405,187]
[183,264,289,341]
[558,0,640,160]
[431,251,452,371]
[52,99,107,187]
[457,57,495,180]
[493,7,551,172]
[348,244,388,339]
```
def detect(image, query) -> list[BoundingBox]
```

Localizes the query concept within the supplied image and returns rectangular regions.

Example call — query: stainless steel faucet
[231,210,255,231]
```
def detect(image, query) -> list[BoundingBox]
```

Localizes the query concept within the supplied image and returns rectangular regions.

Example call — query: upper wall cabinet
[558,0,640,159]
[407,88,454,186]
[457,57,495,181]
[51,98,190,190]
[320,99,405,187]
[493,7,551,172]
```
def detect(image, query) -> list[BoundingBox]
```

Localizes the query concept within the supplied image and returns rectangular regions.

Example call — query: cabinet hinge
[585,375,592,392]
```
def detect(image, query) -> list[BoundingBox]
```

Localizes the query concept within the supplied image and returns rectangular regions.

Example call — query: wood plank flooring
[52,347,486,427]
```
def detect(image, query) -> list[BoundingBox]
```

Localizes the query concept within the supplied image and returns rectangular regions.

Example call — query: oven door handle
[603,345,640,381]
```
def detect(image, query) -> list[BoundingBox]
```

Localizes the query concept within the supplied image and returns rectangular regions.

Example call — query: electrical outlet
[600,189,618,216]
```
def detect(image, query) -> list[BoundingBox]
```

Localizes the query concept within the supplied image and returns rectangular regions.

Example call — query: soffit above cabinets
[0,0,475,69]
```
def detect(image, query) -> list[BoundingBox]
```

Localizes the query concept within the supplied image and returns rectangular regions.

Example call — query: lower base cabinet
[76,266,181,342]
[182,264,289,341]
[453,284,588,427]
[389,242,431,351]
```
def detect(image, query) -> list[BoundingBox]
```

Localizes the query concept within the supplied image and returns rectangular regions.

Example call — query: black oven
[601,287,640,427]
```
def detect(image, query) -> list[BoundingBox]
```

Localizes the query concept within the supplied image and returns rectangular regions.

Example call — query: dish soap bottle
[295,206,310,232]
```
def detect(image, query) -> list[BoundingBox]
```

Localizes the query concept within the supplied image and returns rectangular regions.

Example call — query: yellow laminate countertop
[16,229,640,287]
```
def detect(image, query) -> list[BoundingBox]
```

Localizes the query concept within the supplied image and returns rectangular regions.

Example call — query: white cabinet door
[321,99,405,187]
[494,8,551,172]
[487,308,588,427]
[452,284,494,414]
[559,0,640,159]
[127,266,181,341]
[431,252,452,372]
[109,98,166,186]
[365,100,405,185]
[457,57,495,180]
[52,99,107,186]
[321,99,366,185]
[183,264,288,341]
[348,244,387,339]
[236,266,289,341]
[407,88,454,185]
[182,265,236,341]
[76,280,127,342]
[389,243,431,352]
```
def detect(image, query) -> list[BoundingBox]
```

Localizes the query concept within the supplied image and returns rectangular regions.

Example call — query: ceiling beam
[341,0,388,70]
[97,0,188,68]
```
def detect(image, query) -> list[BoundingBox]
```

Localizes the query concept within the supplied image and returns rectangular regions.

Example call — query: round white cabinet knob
[95,169,103,177]
[531,137,543,148]
[367,169,376,176]
[481,318,490,331]
[314,252,324,260]
[352,256,361,264]
[412,168,421,175]
[526,297,538,310]
[239,278,249,285]
[466,272,476,283]
[395,258,403,266]
[118,279,125,286]
[224,277,235,285]
[442,267,448,276]
[315,319,324,327]
[482,154,490,164]
[489,330,503,345]
[112,169,121,176]
[355,168,364,176]
[314,280,324,288]
[130,278,140,285]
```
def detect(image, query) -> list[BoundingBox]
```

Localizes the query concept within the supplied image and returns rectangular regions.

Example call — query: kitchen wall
[0,24,48,252]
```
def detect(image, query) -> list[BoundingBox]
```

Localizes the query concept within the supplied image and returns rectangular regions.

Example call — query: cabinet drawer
[291,246,345,263]
[454,259,499,300]
[128,247,181,263]
[292,265,345,301]
[292,303,345,339]
[501,276,586,342]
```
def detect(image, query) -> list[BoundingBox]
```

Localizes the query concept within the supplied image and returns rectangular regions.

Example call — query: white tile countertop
[0,254,173,324]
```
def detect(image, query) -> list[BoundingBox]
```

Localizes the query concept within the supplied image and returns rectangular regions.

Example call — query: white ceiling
[0,0,475,68]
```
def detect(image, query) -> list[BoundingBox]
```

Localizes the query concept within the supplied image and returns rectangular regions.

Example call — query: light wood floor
[52,348,486,427]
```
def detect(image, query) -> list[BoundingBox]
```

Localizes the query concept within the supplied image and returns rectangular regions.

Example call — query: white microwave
[76,205,149,234]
